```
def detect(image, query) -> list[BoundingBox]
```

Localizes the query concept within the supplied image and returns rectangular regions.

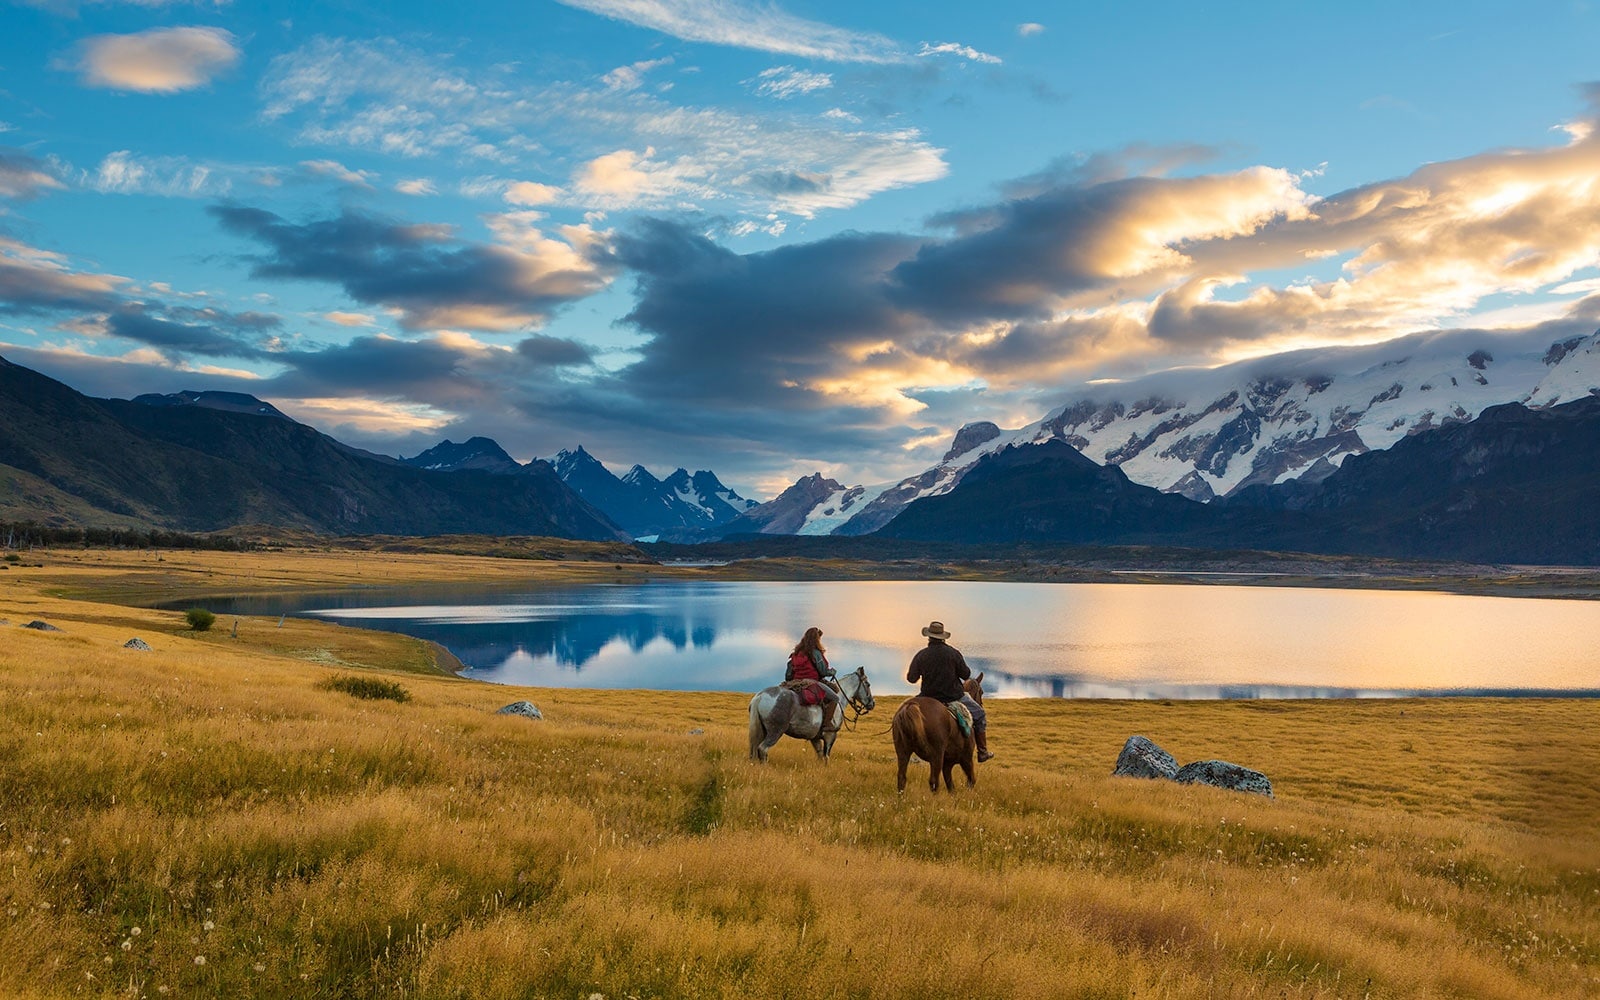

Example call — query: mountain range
[731,326,1600,538]
[4,318,1599,564]
[0,357,624,540]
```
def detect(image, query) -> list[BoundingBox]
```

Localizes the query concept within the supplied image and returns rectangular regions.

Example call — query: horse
[748,667,875,764]
[891,686,978,794]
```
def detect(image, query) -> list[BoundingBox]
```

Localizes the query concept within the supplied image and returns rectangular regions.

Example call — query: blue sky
[3,0,1600,496]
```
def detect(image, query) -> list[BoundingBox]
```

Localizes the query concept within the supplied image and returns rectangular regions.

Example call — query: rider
[907,620,992,762]
[786,626,841,726]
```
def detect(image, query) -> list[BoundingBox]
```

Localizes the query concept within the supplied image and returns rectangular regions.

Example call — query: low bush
[319,674,411,703]
[183,607,216,631]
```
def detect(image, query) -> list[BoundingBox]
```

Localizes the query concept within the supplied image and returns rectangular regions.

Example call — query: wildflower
[120,940,132,951]
[253,964,266,973]
[203,920,215,931]
[194,956,206,966]
[130,927,141,936]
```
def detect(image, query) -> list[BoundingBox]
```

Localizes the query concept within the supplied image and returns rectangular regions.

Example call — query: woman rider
[786,626,841,724]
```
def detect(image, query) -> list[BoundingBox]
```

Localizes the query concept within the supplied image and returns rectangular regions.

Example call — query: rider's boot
[822,690,841,731]
[975,728,994,763]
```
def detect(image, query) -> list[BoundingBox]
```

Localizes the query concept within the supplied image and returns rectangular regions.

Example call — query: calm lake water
[202,580,1600,698]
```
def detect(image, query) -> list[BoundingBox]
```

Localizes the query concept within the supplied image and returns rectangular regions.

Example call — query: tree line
[0,522,256,552]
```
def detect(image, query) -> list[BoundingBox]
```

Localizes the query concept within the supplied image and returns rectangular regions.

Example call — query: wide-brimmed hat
[921,620,951,640]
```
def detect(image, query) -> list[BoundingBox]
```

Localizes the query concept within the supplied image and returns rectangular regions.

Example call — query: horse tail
[748,696,766,761]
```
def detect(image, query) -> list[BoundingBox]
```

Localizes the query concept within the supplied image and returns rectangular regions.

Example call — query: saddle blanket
[946,701,973,737]
[781,679,832,707]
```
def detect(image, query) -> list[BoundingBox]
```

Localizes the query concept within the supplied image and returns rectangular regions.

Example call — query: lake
[200,580,1600,698]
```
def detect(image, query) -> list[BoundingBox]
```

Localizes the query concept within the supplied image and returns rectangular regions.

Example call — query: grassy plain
[0,547,1596,999]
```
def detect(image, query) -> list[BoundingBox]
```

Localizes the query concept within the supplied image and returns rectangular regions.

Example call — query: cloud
[554,0,906,63]
[503,180,563,206]
[101,303,279,360]
[300,159,375,188]
[916,41,1002,65]
[602,56,673,93]
[86,150,270,197]
[209,203,617,332]
[323,311,375,327]
[0,149,65,199]
[0,235,126,314]
[748,66,833,99]
[260,37,948,219]
[1017,23,1046,37]
[394,178,436,196]
[74,26,239,93]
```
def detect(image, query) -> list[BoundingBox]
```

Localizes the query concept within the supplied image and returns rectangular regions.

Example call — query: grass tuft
[319,673,411,702]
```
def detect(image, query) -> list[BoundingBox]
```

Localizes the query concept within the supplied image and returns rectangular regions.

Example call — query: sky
[2,0,1600,498]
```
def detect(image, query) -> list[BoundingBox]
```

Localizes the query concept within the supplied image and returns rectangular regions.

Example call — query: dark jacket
[907,640,969,703]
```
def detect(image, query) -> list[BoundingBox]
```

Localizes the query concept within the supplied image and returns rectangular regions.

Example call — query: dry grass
[0,550,1596,999]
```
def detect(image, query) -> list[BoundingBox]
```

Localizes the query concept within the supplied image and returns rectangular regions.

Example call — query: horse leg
[959,739,977,788]
[892,726,911,793]
[757,693,796,762]
[927,737,942,793]
[817,728,838,762]
[748,700,767,763]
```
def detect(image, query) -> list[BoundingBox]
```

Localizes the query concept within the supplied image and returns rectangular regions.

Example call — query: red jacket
[788,649,827,682]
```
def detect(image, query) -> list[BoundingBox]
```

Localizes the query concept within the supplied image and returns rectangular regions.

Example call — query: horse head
[963,671,985,704]
[843,666,875,714]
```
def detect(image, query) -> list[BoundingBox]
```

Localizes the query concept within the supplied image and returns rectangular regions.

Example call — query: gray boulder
[1175,760,1274,798]
[22,620,62,632]
[496,701,542,720]
[1112,735,1179,780]
[123,638,152,650]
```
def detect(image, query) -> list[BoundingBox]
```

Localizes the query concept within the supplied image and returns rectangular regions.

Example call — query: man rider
[906,619,992,762]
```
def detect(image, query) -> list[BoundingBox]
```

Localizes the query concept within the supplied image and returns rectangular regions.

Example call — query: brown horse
[891,695,976,793]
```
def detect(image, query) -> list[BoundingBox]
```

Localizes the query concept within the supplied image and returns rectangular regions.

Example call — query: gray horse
[747,666,875,763]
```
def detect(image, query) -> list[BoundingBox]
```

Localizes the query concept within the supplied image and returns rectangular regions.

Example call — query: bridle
[831,668,874,733]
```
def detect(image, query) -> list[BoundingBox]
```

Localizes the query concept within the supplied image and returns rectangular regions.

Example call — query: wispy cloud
[86,150,274,197]
[1017,23,1046,37]
[602,56,673,93]
[394,177,436,196]
[554,0,906,63]
[747,66,833,99]
[917,41,1002,65]
[300,159,375,188]
[72,26,239,93]
[260,37,948,219]
[0,149,66,199]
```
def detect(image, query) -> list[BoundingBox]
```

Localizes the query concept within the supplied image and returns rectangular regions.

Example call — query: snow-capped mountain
[823,326,1600,535]
[399,436,522,474]
[550,446,756,539]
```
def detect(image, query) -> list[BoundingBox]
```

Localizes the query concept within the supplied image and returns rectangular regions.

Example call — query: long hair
[791,626,825,657]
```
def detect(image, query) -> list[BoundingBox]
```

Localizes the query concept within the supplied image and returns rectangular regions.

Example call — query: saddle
[781,678,834,707]
[946,701,973,738]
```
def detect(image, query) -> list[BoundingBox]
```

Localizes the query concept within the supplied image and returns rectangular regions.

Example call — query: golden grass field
[0,548,1596,998]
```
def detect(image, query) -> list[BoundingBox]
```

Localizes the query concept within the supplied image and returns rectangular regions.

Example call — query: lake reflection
[205,580,1600,698]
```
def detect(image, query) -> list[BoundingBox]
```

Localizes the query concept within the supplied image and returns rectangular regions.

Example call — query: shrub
[184,608,216,631]
[319,674,410,703]
[3,554,19,563]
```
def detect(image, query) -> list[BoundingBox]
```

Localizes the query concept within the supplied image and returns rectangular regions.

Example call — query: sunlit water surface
[206,580,1600,698]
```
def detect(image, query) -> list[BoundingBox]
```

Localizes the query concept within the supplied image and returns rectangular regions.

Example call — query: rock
[688,728,705,735]
[1112,735,1179,780]
[123,638,152,650]
[22,620,62,632]
[1175,760,1274,798]
[496,701,542,720]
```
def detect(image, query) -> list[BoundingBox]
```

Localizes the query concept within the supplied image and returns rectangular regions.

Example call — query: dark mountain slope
[1225,396,1600,563]
[876,440,1217,544]
[0,356,625,539]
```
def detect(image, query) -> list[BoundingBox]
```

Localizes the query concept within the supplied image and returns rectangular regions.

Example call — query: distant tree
[184,608,216,631]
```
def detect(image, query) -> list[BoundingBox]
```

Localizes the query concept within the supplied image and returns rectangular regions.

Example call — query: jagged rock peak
[621,464,661,486]
[944,421,1002,462]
